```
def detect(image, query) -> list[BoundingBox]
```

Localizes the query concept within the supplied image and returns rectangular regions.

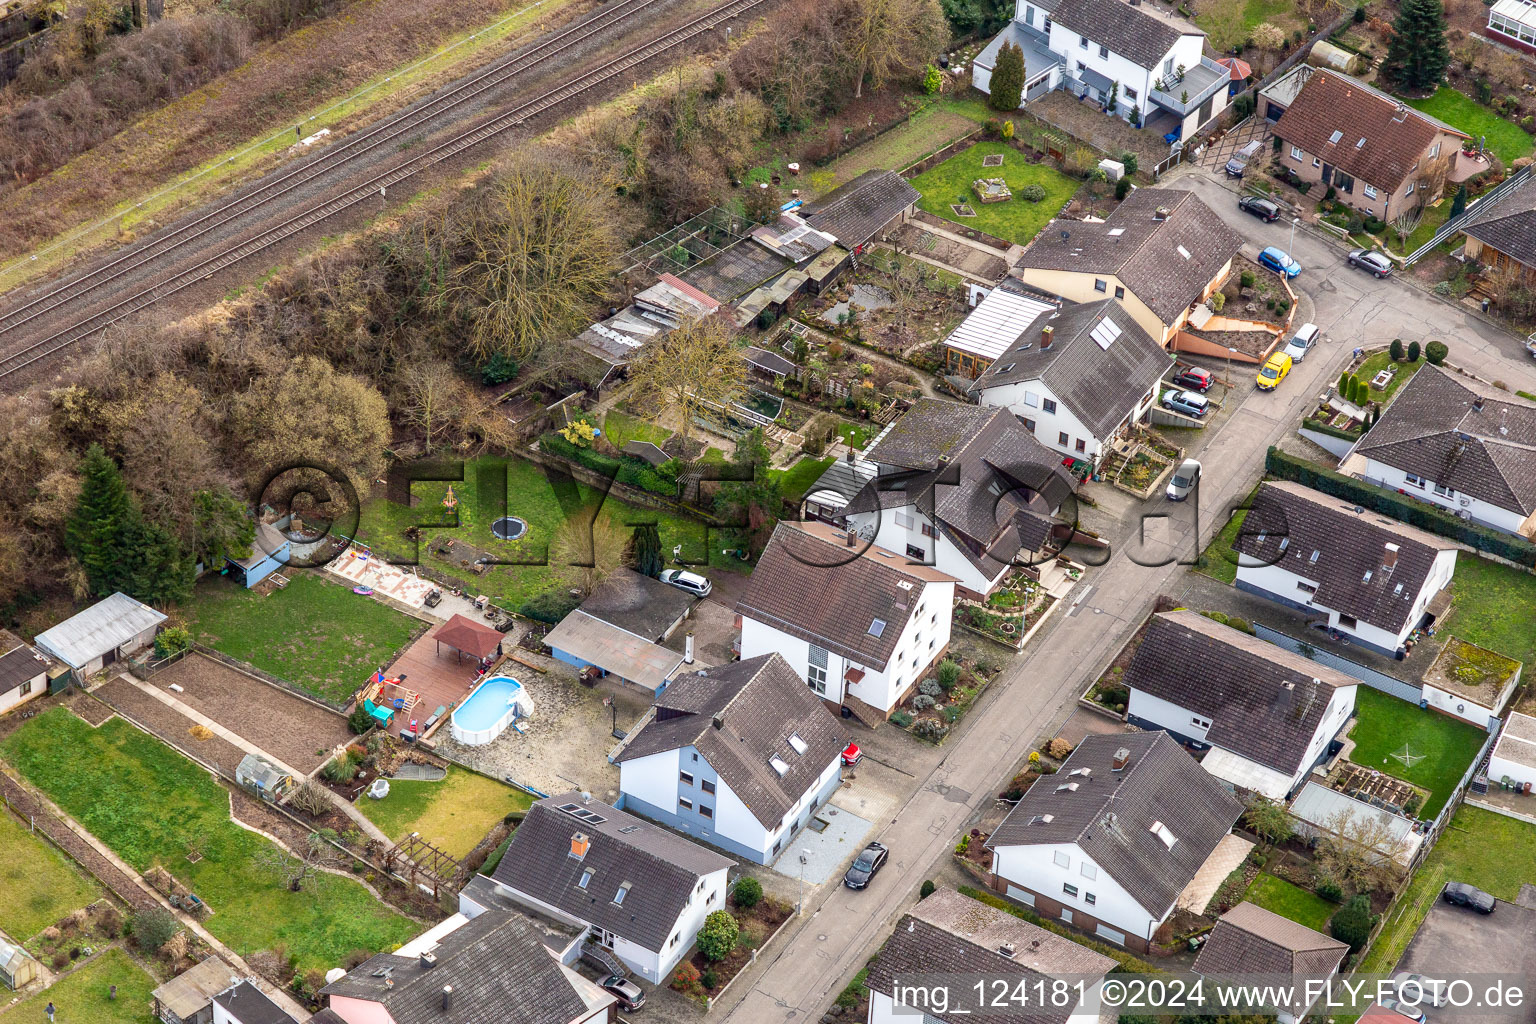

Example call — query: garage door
[1006,885,1035,907]
[1095,923,1127,945]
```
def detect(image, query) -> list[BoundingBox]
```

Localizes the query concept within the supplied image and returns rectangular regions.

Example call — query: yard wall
[1252,623,1422,702]
[1297,426,1356,458]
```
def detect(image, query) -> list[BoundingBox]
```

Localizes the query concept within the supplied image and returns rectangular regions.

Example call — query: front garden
[2,709,420,972]
[889,657,999,744]
[955,585,1057,649]
[1345,688,1486,819]
[354,765,532,859]
[670,877,793,1005]
[177,573,422,704]
[908,141,1080,245]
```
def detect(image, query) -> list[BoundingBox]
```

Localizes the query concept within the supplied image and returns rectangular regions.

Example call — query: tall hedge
[1264,447,1536,566]
[539,432,677,496]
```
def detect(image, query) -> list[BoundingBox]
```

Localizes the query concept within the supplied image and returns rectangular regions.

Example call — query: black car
[843,841,889,889]
[1442,881,1496,913]
[600,975,646,1011]
[1238,195,1281,222]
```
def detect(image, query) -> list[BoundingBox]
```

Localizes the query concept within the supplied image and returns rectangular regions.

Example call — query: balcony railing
[1148,56,1228,116]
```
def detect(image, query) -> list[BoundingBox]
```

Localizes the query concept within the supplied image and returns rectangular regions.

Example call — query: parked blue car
[1258,246,1302,278]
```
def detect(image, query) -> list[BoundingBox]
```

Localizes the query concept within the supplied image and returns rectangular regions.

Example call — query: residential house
[735,520,958,721]
[969,296,1172,467]
[223,521,291,589]
[34,591,167,683]
[838,397,1078,598]
[210,983,298,1024]
[1013,189,1242,346]
[942,277,1060,380]
[1488,711,1536,790]
[1340,364,1536,537]
[0,630,53,717]
[866,887,1115,1024]
[485,792,732,983]
[973,0,1230,140]
[1486,0,1536,55]
[320,909,613,1024]
[1192,902,1348,1024]
[544,568,699,695]
[985,731,1244,951]
[1233,480,1461,656]
[613,653,844,864]
[1121,609,1359,801]
[1267,67,1467,221]
[1461,169,1536,281]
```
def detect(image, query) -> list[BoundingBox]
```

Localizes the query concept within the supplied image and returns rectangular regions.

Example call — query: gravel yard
[150,653,354,774]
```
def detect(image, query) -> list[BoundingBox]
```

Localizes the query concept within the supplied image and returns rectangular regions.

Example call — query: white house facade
[843,502,1000,599]
[1489,712,1536,789]
[1351,456,1531,535]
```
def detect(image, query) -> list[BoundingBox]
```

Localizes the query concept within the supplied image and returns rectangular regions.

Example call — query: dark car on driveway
[1171,367,1214,392]
[843,841,889,890]
[1238,195,1280,222]
[1442,881,1496,913]
[1348,248,1394,278]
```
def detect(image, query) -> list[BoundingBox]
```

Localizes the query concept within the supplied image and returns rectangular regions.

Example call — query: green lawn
[822,102,980,184]
[6,948,158,1024]
[1194,0,1302,52]
[1406,88,1536,164]
[355,455,741,612]
[355,766,531,858]
[769,456,834,502]
[602,410,671,448]
[1361,805,1536,973]
[3,710,419,971]
[0,809,103,942]
[178,573,421,703]
[1195,484,1262,584]
[1243,873,1336,933]
[1393,200,1451,255]
[908,141,1079,245]
[836,421,878,449]
[1346,688,1486,818]
[1354,352,1426,405]
[1436,553,1536,671]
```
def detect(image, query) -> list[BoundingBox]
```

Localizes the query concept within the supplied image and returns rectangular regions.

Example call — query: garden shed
[224,521,291,589]
[34,591,166,683]
[0,938,37,990]
[235,753,295,802]
[152,955,240,1024]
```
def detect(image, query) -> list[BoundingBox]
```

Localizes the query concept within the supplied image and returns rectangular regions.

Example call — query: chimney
[1153,206,1170,221]
[712,714,724,730]
[846,450,855,463]
[570,832,591,860]
[845,529,857,547]
[1040,325,1055,349]
[420,951,437,970]
[442,985,453,1012]
[1111,747,1130,772]
[685,632,695,664]
[1473,396,1485,412]
[1383,542,1400,570]
[384,978,394,990]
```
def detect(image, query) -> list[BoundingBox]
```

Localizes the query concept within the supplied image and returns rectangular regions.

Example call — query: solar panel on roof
[1090,318,1122,350]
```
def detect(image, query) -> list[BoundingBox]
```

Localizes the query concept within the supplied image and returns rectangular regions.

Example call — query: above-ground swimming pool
[491,516,528,541]
[451,675,534,745]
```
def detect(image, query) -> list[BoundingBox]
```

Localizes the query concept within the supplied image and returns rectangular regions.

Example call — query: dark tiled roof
[307,1011,348,1024]
[970,298,1171,438]
[491,794,732,952]
[0,638,47,697]
[1275,71,1467,191]
[743,345,797,376]
[1124,610,1357,773]
[987,732,1243,917]
[800,170,920,248]
[211,983,296,1024]
[1234,481,1458,633]
[1463,171,1536,267]
[868,889,1115,1024]
[1048,0,1193,69]
[735,521,957,670]
[321,911,590,1024]
[577,568,694,643]
[1017,190,1242,326]
[1351,364,1536,515]
[616,654,844,828]
[864,398,997,470]
[1193,902,1347,1015]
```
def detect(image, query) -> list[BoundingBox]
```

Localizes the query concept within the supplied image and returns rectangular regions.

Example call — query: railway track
[0,0,766,380]
[0,0,669,342]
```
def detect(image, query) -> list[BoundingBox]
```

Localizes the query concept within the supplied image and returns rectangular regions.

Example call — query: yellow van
[1256,352,1292,391]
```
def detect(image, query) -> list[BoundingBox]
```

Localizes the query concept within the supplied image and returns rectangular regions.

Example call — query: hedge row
[1264,446,1536,567]
[538,432,677,496]
[1300,419,1364,443]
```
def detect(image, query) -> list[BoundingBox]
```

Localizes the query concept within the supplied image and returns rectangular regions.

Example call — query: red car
[841,742,863,767]
[1171,367,1214,392]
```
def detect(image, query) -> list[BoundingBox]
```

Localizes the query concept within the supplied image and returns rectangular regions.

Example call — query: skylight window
[578,869,593,890]
[1108,228,1125,236]
[1362,570,1373,582]
[769,755,790,776]
[1091,318,1122,350]
[614,883,632,905]
[1069,767,1092,777]
[1150,821,1178,850]
[868,619,886,638]
[1176,245,1191,260]
[1279,537,1290,551]
[1328,130,1343,144]
[1356,137,1366,148]
[1055,782,1079,793]
[1309,550,1320,564]
[787,734,808,755]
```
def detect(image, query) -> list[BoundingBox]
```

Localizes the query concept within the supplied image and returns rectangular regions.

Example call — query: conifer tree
[1383,0,1449,91]
[989,42,1024,111]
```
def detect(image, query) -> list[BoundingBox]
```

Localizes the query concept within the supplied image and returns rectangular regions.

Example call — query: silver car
[1392,972,1448,1008]
[1166,459,1201,502]
[1283,322,1320,363]
[658,569,711,597]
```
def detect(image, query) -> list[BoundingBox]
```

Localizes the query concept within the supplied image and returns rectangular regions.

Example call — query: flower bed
[890,657,1000,744]
[955,590,1055,650]
[670,889,794,1005]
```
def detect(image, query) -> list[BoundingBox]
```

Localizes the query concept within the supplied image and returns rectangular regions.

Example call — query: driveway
[1395,896,1536,1024]
[1197,116,1272,177]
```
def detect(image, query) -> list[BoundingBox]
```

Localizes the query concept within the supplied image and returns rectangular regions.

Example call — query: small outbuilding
[235,753,296,803]
[1488,711,1536,791]
[34,591,167,684]
[224,522,291,589]
[0,938,38,990]
[0,630,54,716]
[152,955,240,1024]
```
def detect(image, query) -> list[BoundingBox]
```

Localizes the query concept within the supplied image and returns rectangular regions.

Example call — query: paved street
[712,164,1536,1024]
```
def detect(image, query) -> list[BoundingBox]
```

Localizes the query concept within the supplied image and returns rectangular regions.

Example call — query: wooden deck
[381,625,499,737]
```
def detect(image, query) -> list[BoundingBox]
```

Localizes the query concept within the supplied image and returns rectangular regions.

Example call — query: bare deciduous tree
[837,0,948,98]
[549,509,633,597]
[398,359,466,453]
[1392,208,1424,249]
[254,832,332,892]
[624,313,747,446]
[1315,808,1409,892]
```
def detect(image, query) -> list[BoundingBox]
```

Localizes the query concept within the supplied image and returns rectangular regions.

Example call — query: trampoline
[491,516,528,541]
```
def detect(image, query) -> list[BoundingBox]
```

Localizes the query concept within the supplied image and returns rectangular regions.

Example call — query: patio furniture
[423,705,447,731]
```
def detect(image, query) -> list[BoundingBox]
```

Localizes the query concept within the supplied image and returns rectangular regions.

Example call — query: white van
[1283,322,1321,362]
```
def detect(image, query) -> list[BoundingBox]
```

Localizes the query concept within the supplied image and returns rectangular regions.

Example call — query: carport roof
[543,610,686,691]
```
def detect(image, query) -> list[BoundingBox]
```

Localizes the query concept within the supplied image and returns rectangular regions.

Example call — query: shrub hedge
[1300,419,1364,442]
[1264,447,1536,566]
[538,432,677,496]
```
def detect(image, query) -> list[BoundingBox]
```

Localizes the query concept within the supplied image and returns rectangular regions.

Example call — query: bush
[97,903,123,938]
[519,588,582,625]
[1329,894,1375,951]
[1407,340,1421,362]
[890,710,914,728]
[154,625,192,659]
[937,660,962,691]
[1315,877,1345,903]
[322,756,358,783]
[1115,176,1132,200]
[672,961,702,994]
[1240,270,1255,290]
[1248,849,1268,867]
[1265,446,1536,566]
[1001,119,1015,140]
[1119,152,1138,176]
[757,309,778,330]
[734,876,763,909]
[480,352,519,386]
[1018,183,1047,202]
[912,694,937,711]
[697,910,739,962]
[1426,340,1448,365]
[954,834,971,854]
[348,706,373,735]
[1389,339,1405,361]
[702,969,719,990]
[923,64,942,94]
[920,879,936,899]
[913,718,950,742]
[918,679,943,698]
[132,908,179,953]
